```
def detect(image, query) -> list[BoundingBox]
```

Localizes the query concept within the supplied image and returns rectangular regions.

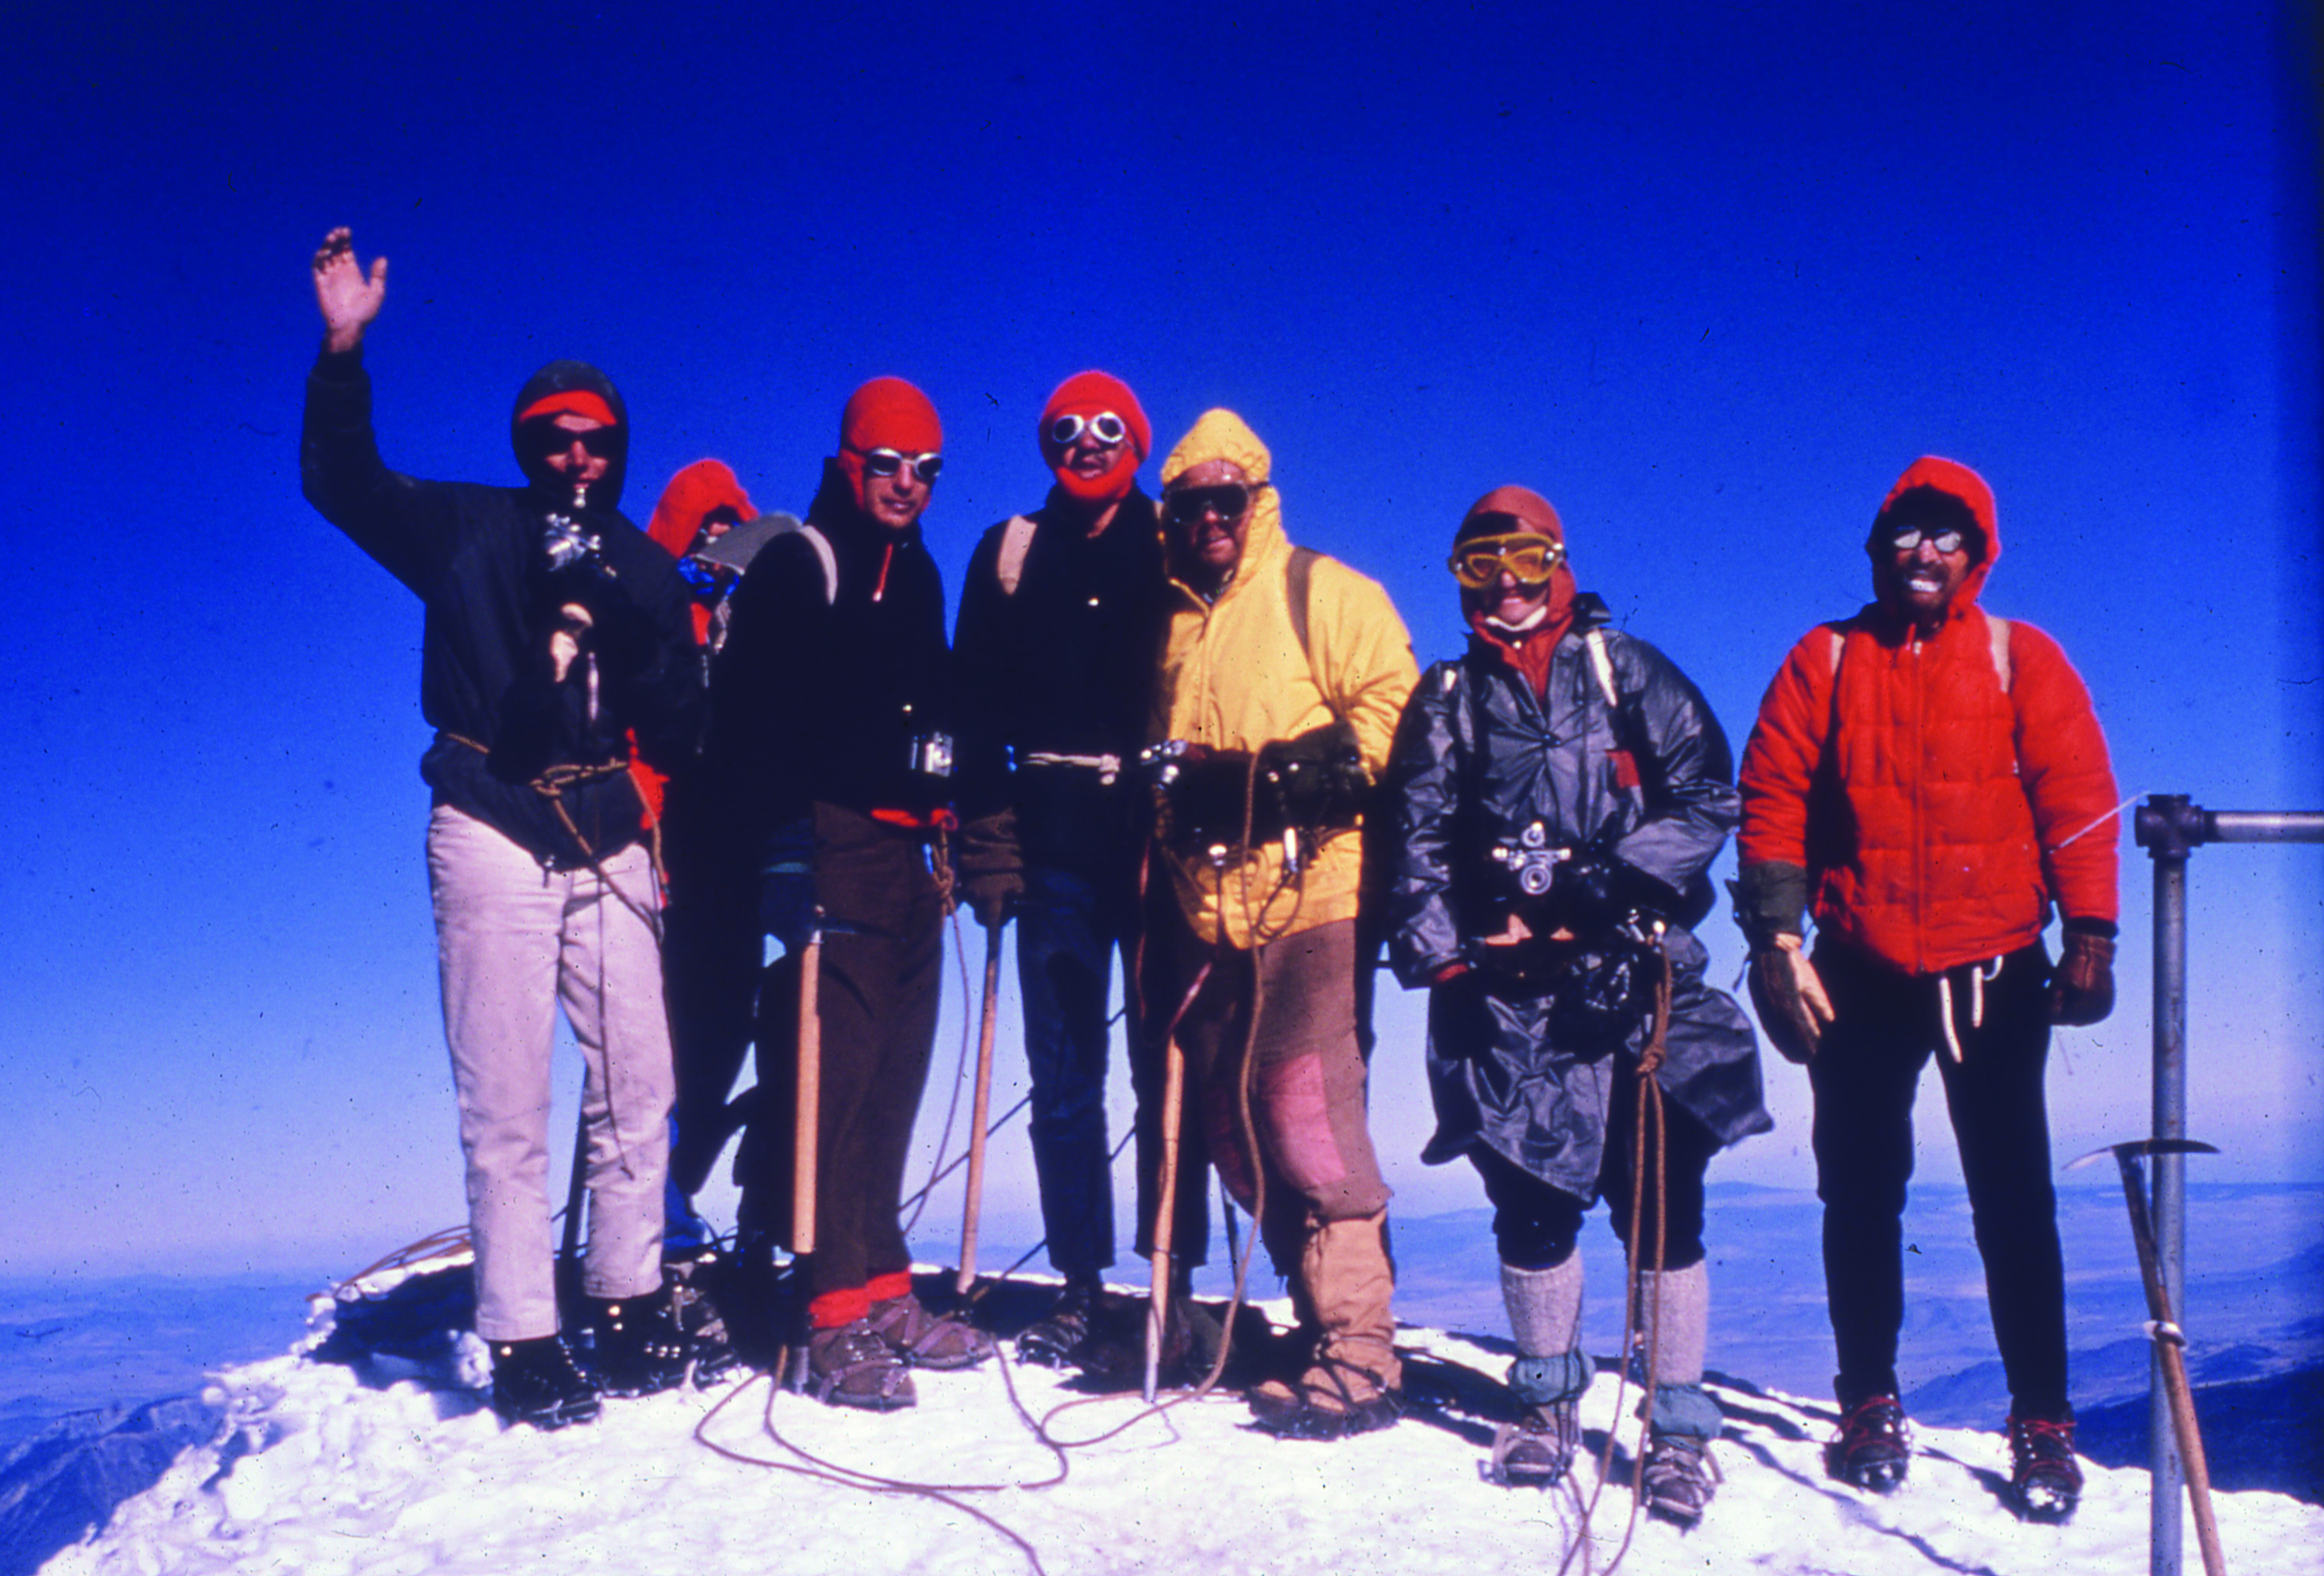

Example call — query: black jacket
[1380,598,1769,1194]
[951,487,1165,858]
[702,466,953,835]
[301,348,705,867]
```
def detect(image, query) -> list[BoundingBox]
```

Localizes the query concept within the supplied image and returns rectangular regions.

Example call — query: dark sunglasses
[524,419,620,457]
[1887,524,1966,555]
[1047,411,1129,448]
[861,447,943,483]
[1163,483,1256,525]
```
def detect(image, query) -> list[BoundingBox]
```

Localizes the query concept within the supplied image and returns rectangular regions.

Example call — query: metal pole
[2204,810,2324,843]
[2137,794,2208,1576]
[2150,832,2189,1576]
[2130,797,2324,1576]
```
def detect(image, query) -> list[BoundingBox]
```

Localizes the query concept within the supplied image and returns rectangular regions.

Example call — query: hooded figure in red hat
[947,372,1168,1366]
[698,375,993,1410]
[636,459,763,1269]
[1380,484,1767,1516]
[1734,456,2119,1520]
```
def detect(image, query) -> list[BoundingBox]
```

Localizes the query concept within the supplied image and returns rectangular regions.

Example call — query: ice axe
[1144,1031,1189,1404]
[954,922,1004,1295]
[2066,1138,2226,1576]
[791,912,825,1255]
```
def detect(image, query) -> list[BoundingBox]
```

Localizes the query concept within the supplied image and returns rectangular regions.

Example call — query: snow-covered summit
[26,1261,2324,1576]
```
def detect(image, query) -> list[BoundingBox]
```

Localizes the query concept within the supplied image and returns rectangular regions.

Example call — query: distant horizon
[11,1174,2317,1286]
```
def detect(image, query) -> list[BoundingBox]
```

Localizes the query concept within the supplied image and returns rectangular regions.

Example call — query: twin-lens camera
[1490,820,1573,898]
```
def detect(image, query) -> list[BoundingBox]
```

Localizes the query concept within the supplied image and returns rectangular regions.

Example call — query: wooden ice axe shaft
[1144,1032,1188,1404]
[2073,1139,2226,1576]
[955,924,1003,1295]
[791,923,823,1254]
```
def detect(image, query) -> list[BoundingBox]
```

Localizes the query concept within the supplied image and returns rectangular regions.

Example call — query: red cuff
[807,1285,872,1330]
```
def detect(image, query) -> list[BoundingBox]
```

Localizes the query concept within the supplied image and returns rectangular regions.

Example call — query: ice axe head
[2063,1137,2220,1173]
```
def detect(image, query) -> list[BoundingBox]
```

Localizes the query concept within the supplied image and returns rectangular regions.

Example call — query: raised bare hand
[311,227,387,353]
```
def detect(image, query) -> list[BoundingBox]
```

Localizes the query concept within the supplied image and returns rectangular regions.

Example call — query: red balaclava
[1458,484,1579,698]
[835,376,943,515]
[1037,371,1151,506]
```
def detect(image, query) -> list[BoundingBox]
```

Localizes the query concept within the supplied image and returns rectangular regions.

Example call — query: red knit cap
[835,377,942,512]
[1456,483,1566,548]
[516,388,620,428]
[1039,371,1150,505]
[645,459,757,558]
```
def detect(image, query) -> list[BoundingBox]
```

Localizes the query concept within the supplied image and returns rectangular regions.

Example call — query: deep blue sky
[3,3,2316,1275]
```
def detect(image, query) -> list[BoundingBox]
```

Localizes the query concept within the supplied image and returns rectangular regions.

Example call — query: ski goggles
[1046,411,1130,448]
[1162,482,1260,526]
[1885,523,1966,555]
[1448,533,1566,590]
[859,447,944,483]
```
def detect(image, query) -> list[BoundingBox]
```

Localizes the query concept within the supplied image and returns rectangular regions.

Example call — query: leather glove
[757,818,818,954]
[1747,933,1834,1064]
[955,809,1025,930]
[2049,926,2117,1026]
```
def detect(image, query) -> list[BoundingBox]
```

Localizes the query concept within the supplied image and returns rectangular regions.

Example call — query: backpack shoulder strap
[785,521,838,606]
[995,514,1038,596]
[1582,627,1621,711]
[1985,611,2012,692]
[1287,544,1320,667]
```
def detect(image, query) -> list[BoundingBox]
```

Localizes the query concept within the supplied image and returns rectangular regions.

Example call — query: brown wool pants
[1154,916,1393,1284]
[738,805,943,1301]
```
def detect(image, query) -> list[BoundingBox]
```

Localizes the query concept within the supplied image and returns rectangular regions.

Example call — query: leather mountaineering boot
[587,1292,692,1399]
[803,1318,916,1410]
[1247,1212,1403,1440]
[1248,1349,1405,1439]
[662,1251,743,1387]
[867,1289,996,1371]
[1058,1267,1224,1388]
[1015,1276,1103,1368]
[1488,1348,1590,1486]
[1640,1429,1722,1524]
[1827,1393,1912,1491]
[2006,1410,2084,1523]
[490,1334,602,1430]
[1487,1402,1580,1488]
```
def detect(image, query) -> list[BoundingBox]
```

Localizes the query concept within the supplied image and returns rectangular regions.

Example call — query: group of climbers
[300,229,2120,1527]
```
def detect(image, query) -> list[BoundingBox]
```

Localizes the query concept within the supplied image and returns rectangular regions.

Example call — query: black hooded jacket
[700,463,954,836]
[951,485,1165,849]
[1380,597,1769,1193]
[301,348,705,867]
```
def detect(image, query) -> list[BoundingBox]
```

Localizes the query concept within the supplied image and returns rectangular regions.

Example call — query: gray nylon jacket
[1380,600,1770,1195]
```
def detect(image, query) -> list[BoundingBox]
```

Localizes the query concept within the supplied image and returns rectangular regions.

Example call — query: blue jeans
[1014,859,1139,1279]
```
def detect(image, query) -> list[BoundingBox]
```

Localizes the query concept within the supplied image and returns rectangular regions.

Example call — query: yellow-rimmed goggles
[1448,533,1565,590]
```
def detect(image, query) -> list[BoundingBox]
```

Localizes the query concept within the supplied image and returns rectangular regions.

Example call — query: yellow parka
[1153,411,1420,948]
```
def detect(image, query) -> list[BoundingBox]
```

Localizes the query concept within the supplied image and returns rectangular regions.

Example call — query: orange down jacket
[1736,458,2119,975]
